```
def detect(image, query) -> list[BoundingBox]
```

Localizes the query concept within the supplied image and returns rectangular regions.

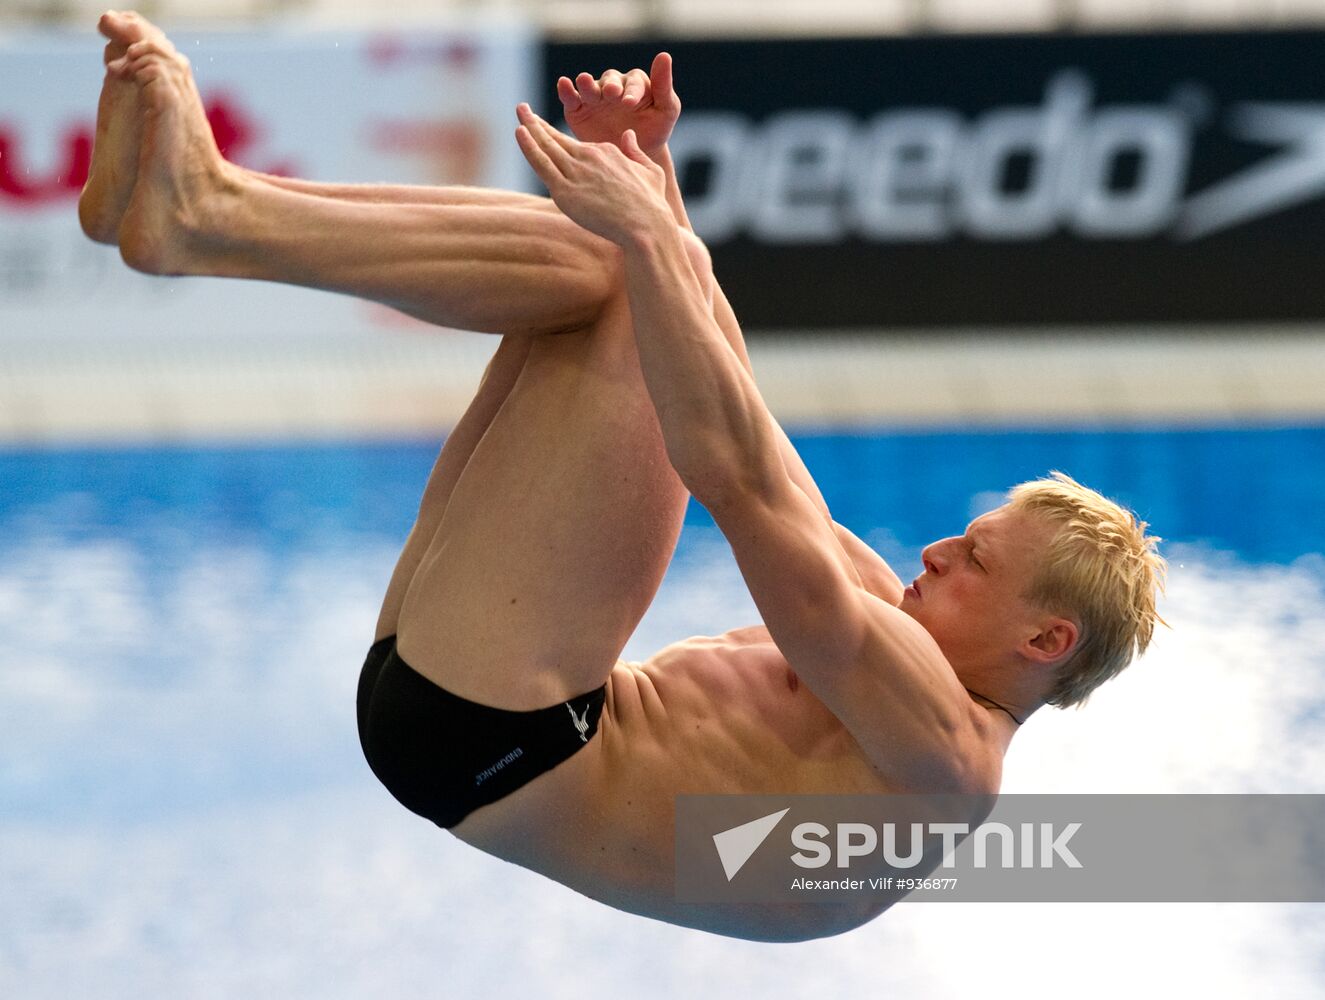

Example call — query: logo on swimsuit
[473,747,524,786]
[566,701,591,743]
[712,808,791,881]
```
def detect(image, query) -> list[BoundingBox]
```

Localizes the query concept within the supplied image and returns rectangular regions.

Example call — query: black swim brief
[356,635,606,829]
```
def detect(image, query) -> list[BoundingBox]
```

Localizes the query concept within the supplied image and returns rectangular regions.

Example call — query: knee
[557,223,712,328]
[582,225,710,301]
[547,216,628,326]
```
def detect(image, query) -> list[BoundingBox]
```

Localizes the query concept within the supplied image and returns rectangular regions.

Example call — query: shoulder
[824,597,1007,794]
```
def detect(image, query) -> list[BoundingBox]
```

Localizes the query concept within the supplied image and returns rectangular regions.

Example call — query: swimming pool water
[6,423,1322,564]
[2,424,1323,1000]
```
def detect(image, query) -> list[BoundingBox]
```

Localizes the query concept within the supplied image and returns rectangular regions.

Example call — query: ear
[1023,617,1078,665]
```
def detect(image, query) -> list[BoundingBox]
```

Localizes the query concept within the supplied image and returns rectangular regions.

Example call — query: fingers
[557,76,583,113]
[575,72,601,107]
[515,103,577,174]
[523,104,579,156]
[566,65,652,109]
[622,68,649,108]
[621,129,647,162]
[621,130,665,191]
[515,124,559,187]
[515,105,568,185]
[650,52,677,107]
[600,69,624,101]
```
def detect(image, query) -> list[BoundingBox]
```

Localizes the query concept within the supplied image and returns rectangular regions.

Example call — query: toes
[126,38,175,60]
[99,10,159,46]
[134,61,166,87]
[118,38,187,81]
[125,53,167,84]
[99,10,136,43]
[106,52,144,81]
[104,41,128,67]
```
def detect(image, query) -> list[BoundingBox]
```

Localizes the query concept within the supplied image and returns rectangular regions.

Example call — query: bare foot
[114,15,240,275]
[79,11,157,244]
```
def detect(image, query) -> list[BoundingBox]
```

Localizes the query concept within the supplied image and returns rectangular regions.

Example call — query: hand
[556,53,680,160]
[515,103,670,246]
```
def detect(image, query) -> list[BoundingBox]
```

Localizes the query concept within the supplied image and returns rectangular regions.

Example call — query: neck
[954,653,1045,727]
[963,686,1027,726]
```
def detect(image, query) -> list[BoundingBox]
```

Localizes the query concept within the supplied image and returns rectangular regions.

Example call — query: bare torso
[452,625,1002,941]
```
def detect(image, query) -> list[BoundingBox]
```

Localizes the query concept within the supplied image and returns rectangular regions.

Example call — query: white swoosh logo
[1180,103,1325,239]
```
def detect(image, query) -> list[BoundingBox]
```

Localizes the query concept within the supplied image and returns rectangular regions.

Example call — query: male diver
[81,11,1164,941]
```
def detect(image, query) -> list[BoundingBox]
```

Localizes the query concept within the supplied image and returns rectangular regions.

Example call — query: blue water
[3,424,1324,1000]
[6,424,1322,563]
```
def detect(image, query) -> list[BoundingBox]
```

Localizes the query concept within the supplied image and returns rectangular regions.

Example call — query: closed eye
[967,539,987,572]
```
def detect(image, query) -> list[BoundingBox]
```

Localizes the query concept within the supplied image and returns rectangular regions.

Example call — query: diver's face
[898,505,1057,671]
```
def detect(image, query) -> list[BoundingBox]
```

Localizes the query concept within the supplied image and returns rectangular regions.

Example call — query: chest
[645,635,858,766]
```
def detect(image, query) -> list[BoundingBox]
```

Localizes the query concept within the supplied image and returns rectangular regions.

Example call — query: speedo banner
[546,33,1325,327]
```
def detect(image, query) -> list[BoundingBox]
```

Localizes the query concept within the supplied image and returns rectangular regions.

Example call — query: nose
[920,541,943,576]
[920,536,958,576]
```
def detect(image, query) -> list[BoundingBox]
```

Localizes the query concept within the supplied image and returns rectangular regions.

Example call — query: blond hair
[1007,471,1167,708]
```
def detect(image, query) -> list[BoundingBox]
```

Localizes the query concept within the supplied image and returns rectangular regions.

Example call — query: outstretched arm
[514,110,979,788]
[554,59,903,603]
[517,105,858,640]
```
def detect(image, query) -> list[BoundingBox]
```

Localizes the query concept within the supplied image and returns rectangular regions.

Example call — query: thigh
[375,335,533,641]
[394,295,689,709]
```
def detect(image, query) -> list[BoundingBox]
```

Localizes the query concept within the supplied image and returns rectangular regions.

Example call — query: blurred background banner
[0,22,535,347]
[547,32,1325,329]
